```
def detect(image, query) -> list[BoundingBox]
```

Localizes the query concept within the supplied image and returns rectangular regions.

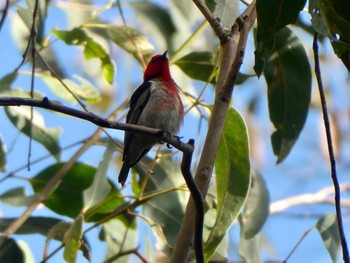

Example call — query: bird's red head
[143,51,172,81]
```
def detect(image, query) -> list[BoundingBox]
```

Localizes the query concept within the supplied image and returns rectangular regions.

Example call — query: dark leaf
[0,236,24,263]
[241,171,269,239]
[254,0,307,76]
[264,27,311,163]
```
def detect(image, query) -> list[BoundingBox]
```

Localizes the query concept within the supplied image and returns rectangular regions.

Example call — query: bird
[118,51,184,186]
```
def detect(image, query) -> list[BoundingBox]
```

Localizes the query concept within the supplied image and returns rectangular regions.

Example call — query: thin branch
[0,0,10,31]
[180,139,204,263]
[0,97,192,154]
[313,32,350,263]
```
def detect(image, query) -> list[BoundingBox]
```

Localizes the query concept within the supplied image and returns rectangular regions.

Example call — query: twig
[0,0,10,31]
[0,97,192,154]
[313,32,350,263]
[180,139,204,263]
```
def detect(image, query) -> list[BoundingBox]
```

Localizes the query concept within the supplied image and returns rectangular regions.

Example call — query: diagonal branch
[171,1,256,262]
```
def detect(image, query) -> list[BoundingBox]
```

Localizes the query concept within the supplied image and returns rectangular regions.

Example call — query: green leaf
[0,187,37,207]
[106,25,154,64]
[30,163,96,218]
[213,0,239,29]
[129,1,176,51]
[0,72,17,92]
[241,171,269,239]
[0,135,6,172]
[0,236,24,263]
[254,0,307,76]
[264,27,311,163]
[205,108,250,261]
[38,71,100,104]
[53,28,115,84]
[316,214,341,262]
[174,51,218,84]
[4,106,61,160]
[83,141,114,211]
[63,214,84,263]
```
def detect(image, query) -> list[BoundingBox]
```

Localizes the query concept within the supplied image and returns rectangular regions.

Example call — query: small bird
[118,51,184,185]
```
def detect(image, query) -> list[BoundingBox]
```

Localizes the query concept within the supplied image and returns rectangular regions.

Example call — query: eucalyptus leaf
[254,0,307,75]
[264,27,311,163]
[30,163,96,218]
[0,236,24,263]
[53,28,114,84]
[316,214,341,262]
[106,25,154,64]
[0,187,37,207]
[63,214,84,263]
[205,108,250,261]
[38,71,100,104]
[241,171,269,239]
[83,141,114,211]
[213,0,238,30]
[4,106,61,160]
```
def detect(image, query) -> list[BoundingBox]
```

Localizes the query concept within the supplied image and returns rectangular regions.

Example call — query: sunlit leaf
[63,214,84,263]
[213,0,238,30]
[129,1,176,51]
[264,27,311,163]
[30,163,96,218]
[0,187,37,207]
[205,108,250,261]
[38,71,100,104]
[106,25,154,64]
[0,72,17,92]
[254,0,307,76]
[16,0,48,44]
[316,214,341,262]
[0,236,24,263]
[4,106,61,160]
[83,141,114,211]
[241,171,269,239]
[102,218,137,263]
[53,28,115,84]
[238,232,262,263]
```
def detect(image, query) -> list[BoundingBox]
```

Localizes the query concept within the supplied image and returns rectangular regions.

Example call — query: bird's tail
[118,162,130,186]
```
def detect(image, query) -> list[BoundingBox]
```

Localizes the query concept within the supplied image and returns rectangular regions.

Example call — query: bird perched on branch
[118,51,184,185]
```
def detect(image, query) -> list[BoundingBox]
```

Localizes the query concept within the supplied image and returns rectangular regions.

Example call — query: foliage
[0,0,348,262]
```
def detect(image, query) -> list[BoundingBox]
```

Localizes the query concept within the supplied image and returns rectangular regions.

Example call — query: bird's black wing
[123,81,152,159]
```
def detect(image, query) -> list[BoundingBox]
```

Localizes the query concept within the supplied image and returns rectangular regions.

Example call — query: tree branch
[313,32,350,263]
[0,96,192,154]
[171,1,256,261]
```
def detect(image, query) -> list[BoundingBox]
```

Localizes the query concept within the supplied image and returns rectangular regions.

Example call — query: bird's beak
[162,51,168,58]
